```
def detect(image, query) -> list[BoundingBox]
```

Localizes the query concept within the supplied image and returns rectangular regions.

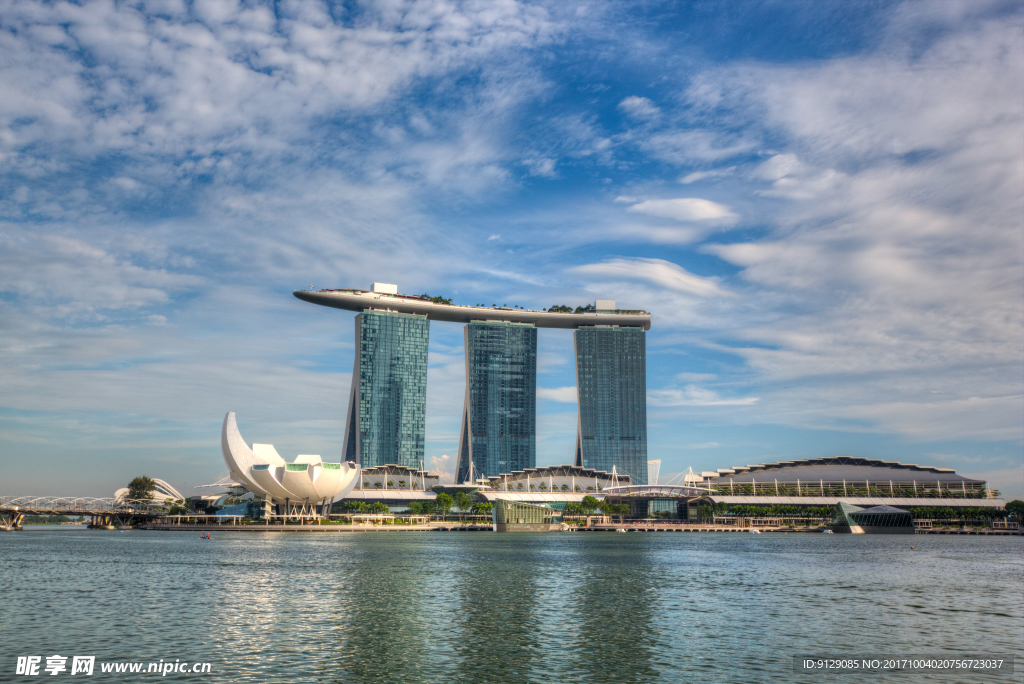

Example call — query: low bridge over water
[0,496,168,530]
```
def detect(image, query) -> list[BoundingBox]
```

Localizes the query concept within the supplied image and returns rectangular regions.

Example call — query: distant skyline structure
[342,309,429,469]
[457,321,538,483]
[297,285,651,481]
[648,460,661,486]
[574,326,649,484]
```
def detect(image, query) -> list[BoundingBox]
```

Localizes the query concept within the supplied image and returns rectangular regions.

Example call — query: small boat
[748,528,761,534]
[822,529,834,534]
[616,528,626,533]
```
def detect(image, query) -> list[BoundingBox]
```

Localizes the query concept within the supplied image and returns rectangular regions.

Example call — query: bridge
[0,496,170,531]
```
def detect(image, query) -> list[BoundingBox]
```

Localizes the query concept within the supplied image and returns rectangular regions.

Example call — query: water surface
[2,528,1020,683]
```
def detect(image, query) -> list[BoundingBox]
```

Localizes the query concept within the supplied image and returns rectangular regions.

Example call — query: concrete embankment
[139,523,493,532]
[135,523,1022,535]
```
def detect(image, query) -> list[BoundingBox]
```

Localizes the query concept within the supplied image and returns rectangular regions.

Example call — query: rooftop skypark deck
[293,287,653,330]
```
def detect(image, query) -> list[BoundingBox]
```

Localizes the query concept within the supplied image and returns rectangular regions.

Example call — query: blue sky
[1,0,1021,499]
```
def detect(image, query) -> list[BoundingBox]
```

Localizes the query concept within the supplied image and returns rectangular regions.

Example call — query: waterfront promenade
[136,520,1022,534]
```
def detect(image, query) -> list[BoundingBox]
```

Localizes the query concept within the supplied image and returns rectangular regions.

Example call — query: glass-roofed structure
[832,502,914,534]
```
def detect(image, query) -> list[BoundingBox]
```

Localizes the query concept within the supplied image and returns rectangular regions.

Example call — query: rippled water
[2,527,1021,683]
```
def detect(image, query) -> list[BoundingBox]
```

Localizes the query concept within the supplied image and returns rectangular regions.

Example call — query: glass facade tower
[457,321,537,483]
[573,326,648,484]
[342,310,429,468]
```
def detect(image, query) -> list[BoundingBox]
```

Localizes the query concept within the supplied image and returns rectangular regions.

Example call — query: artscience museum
[220,412,359,518]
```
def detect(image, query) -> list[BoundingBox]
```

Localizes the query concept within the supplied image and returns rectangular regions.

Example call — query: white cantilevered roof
[294,289,652,330]
[479,491,604,503]
[342,490,438,501]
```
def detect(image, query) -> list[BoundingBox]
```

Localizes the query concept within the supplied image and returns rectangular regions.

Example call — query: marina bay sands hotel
[294,284,652,485]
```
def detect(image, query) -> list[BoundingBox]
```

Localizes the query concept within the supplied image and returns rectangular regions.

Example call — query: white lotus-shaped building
[221,412,358,511]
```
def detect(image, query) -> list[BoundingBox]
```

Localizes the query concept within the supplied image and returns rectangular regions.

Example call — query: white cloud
[1,1,1020,495]
[677,372,717,382]
[835,395,1024,442]
[429,454,454,483]
[679,167,735,184]
[648,385,759,407]
[0,0,555,190]
[962,463,1024,501]
[609,222,711,245]
[570,257,728,297]
[627,198,738,223]
[678,12,1024,442]
[0,228,204,319]
[523,156,557,177]
[538,386,577,402]
[618,96,660,120]
[639,129,756,164]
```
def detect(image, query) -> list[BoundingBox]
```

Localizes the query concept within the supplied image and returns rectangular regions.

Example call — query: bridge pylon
[1,510,24,531]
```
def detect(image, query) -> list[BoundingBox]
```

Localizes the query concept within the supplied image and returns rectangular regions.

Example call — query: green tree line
[23,515,76,523]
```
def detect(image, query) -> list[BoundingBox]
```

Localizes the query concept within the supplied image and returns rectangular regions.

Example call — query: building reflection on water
[565,538,661,682]
[331,537,436,682]
[447,538,546,683]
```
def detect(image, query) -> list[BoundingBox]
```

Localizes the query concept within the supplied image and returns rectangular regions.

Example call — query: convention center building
[597,457,1005,521]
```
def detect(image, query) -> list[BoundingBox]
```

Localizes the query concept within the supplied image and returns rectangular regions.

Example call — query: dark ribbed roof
[706,457,983,484]
[856,505,911,515]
